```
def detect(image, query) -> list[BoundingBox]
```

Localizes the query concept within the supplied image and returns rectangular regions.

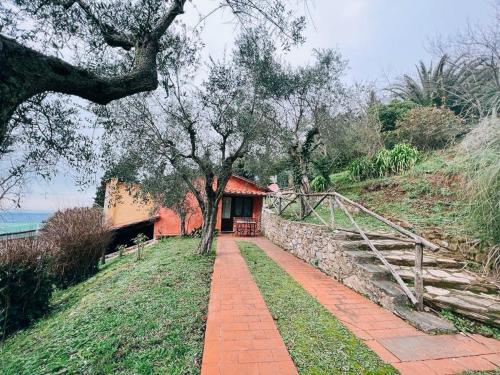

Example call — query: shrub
[0,238,54,338]
[390,143,420,173]
[318,113,384,168]
[133,233,148,261]
[349,143,420,181]
[41,207,112,288]
[349,156,376,181]
[310,176,328,192]
[394,106,465,150]
[369,100,417,132]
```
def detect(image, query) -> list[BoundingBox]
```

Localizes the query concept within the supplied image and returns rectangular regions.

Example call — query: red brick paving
[245,237,500,375]
[201,235,298,375]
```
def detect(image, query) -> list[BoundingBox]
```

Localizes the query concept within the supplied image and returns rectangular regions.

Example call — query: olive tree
[99,35,270,254]
[0,0,304,143]
[261,49,347,195]
[0,0,304,209]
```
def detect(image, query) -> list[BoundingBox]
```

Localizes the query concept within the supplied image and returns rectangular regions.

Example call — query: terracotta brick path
[201,235,298,375]
[244,237,500,375]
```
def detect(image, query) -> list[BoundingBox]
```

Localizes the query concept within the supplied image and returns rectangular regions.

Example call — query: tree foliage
[99,31,271,254]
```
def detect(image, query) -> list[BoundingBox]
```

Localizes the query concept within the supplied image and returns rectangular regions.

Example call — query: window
[232,197,252,217]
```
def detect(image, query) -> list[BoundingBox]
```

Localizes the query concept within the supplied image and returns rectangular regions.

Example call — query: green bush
[369,100,417,132]
[349,143,420,181]
[394,106,465,150]
[0,238,54,338]
[311,175,328,192]
[390,143,420,173]
[348,157,376,181]
[41,208,113,288]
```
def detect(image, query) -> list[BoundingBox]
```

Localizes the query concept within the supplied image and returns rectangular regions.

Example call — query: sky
[18,0,495,211]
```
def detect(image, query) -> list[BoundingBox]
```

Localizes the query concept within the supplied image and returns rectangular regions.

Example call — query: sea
[0,211,53,235]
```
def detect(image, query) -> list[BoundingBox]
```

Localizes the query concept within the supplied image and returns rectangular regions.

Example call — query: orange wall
[154,192,204,236]
[104,178,154,227]
[154,195,264,237]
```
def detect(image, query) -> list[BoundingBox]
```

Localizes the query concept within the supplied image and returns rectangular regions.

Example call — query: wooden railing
[265,191,439,311]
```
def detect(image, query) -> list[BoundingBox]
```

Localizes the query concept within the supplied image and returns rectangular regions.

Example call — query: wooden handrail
[335,197,419,306]
[266,190,438,311]
[267,191,439,251]
[333,192,439,251]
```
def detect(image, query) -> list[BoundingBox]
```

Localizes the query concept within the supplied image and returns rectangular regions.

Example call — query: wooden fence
[265,191,439,311]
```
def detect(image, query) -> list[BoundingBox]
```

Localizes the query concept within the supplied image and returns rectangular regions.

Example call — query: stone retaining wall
[261,209,408,310]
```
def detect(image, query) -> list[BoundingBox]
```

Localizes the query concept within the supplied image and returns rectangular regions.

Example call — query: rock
[395,307,457,334]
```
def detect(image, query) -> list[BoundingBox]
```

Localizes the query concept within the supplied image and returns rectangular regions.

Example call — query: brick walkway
[201,235,298,375]
[245,237,500,375]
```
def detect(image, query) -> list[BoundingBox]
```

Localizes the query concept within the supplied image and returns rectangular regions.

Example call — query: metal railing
[265,191,439,311]
[0,229,38,241]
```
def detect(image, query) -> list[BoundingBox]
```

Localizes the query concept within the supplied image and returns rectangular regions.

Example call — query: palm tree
[389,54,499,119]
[389,55,457,108]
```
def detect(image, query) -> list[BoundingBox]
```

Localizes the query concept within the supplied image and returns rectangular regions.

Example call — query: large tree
[99,33,270,254]
[0,0,304,142]
[0,0,304,209]
[260,48,347,195]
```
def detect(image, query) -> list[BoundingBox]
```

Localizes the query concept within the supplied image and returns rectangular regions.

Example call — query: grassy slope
[239,241,397,375]
[328,149,470,239]
[0,238,214,375]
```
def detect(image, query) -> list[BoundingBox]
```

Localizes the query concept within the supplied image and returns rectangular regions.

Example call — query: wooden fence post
[414,242,424,311]
[278,196,282,215]
[329,196,335,227]
[299,195,305,220]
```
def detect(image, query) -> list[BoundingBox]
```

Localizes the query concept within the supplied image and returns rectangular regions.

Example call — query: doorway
[220,196,253,232]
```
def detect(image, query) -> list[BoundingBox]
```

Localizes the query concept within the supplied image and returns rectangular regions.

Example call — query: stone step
[337,239,414,252]
[424,286,500,327]
[346,250,462,269]
[356,263,498,294]
[394,266,499,294]
[355,263,392,280]
[333,230,407,241]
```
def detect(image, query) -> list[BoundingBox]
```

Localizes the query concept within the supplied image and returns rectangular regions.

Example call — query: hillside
[0,238,214,375]
[330,148,485,268]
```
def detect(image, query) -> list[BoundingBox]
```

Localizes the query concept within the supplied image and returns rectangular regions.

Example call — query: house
[103,175,268,238]
[103,178,156,250]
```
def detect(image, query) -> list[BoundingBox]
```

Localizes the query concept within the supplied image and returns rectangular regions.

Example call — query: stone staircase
[335,231,500,329]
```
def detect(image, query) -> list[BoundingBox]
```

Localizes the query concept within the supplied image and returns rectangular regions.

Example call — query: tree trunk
[179,212,186,237]
[197,198,218,255]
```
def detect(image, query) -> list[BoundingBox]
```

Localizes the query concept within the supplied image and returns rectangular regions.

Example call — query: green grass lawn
[238,241,397,375]
[0,238,214,375]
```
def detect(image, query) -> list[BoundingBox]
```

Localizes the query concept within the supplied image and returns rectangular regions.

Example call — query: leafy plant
[390,143,420,173]
[116,244,127,257]
[349,144,420,181]
[310,175,328,192]
[133,233,148,261]
[440,309,500,339]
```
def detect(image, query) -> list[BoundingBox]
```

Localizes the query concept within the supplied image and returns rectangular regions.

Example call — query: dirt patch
[427,172,464,190]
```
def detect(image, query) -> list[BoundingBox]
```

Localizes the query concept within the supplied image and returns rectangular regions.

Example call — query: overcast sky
[20,0,495,212]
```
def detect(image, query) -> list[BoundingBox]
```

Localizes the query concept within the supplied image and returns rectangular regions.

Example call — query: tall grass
[462,117,500,275]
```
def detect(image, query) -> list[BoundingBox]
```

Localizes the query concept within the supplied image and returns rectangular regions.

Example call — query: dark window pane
[233,198,243,217]
[243,198,252,217]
